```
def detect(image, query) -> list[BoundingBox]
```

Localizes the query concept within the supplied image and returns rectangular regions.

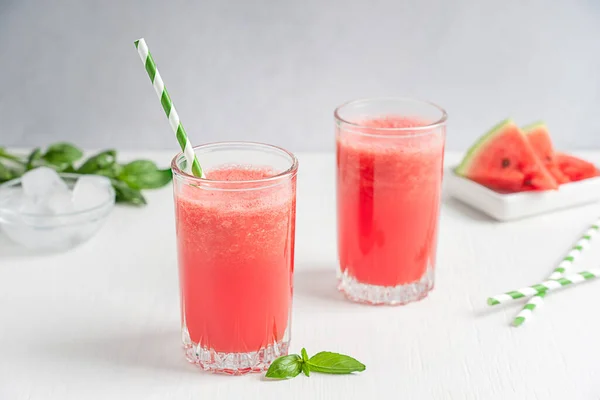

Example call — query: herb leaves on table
[0,143,172,206]
[265,348,365,380]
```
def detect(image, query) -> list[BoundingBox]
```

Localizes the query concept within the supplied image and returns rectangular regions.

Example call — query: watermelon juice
[335,98,446,305]
[171,142,298,374]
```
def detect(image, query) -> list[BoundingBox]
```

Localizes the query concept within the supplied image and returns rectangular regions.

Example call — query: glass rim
[334,97,448,136]
[171,141,299,187]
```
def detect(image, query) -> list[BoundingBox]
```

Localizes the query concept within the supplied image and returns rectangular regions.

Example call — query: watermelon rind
[455,118,514,175]
[522,121,546,135]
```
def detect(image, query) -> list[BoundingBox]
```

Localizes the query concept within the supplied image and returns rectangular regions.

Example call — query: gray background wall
[0,0,599,153]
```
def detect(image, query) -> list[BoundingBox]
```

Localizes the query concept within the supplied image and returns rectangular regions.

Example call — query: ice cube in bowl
[0,172,115,251]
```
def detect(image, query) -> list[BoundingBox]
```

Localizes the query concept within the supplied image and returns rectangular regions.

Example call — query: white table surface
[1,151,600,400]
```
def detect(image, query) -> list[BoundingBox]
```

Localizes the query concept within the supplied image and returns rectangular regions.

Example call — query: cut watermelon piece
[522,122,569,184]
[555,153,599,182]
[456,119,558,192]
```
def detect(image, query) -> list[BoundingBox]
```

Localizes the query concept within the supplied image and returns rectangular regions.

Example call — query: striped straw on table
[487,269,600,306]
[134,38,204,178]
[512,220,600,327]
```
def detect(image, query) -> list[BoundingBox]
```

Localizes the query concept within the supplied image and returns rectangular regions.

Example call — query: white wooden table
[1,151,600,400]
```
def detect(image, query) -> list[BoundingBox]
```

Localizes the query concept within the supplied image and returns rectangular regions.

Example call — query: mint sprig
[265,348,365,380]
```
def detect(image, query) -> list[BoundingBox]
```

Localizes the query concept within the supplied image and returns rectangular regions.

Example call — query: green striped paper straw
[134,38,204,178]
[512,291,547,326]
[512,220,600,327]
[487,269,600,306]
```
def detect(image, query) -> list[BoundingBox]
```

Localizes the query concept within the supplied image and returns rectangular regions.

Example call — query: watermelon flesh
[555,153,599,182]
[456,119,558,192]
[522,122,569,184]
[464,170,533,193]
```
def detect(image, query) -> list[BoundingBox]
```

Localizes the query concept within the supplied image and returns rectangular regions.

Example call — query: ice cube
[46,189,75,214]
[21,167,68,200]
[20,197,52,215]
[0,187,23,223]
[0,187,19,209]
[72,175,112,211]
[0,188,49,215]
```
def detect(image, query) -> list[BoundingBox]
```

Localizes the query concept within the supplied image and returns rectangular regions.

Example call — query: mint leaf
[265,354,302,380]
[307,351,365,374]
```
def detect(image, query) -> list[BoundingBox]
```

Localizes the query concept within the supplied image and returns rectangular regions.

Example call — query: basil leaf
[0,161,23,183]
[43,143,83,164]
[120,160,157,175]
[307,352,365,374]
[118,160,173,189]
[95,163,123,179]
[77,150,117,174]
[301,348,309,362]
[125,168,172,189]
[45,161,73,172]
[111,179,146,206]
[0,149,26,166]
[26,148,42,170]
[300,348,310,375]
[265,354,302,380]
[0,162,13,182]
[62,164,76,173]
[301,362,310,377]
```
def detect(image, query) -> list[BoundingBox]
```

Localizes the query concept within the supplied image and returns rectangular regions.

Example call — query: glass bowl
[0,173,115,251]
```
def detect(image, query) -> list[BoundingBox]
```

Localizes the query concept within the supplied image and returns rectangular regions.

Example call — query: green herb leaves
[265,348,365,380]
[77,150,117,174]
[43,143,83,166]
[26,148,42,170]
[264,354,303,380]
[305,351,366,374]
[300,348,310,377]
[0,144,173,206]
[111,179,147,206]
[118,160,172,190]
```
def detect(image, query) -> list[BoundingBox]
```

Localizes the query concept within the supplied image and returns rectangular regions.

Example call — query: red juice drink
[335,98,446,305]
[171,142,298,374]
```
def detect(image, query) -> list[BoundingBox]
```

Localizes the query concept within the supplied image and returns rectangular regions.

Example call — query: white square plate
[445,166,600,221]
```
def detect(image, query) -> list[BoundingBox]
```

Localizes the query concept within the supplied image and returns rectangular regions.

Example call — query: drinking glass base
[183,336,290,375]
[337,267,434,305]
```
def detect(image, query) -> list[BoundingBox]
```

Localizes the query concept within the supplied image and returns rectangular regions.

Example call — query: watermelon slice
[456,119,558,192]
[522,122,569,184]
[555,153,599,182]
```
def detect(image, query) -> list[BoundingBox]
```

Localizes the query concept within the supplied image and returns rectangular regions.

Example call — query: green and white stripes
[134,38,204,178]
[549,222,599,278]
[511,220,600,326]
[488,269,600,306]
[512,291,546,327]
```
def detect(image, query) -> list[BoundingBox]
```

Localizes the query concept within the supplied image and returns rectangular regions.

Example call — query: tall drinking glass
[335,98,446,305]
[171,142,298,374]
